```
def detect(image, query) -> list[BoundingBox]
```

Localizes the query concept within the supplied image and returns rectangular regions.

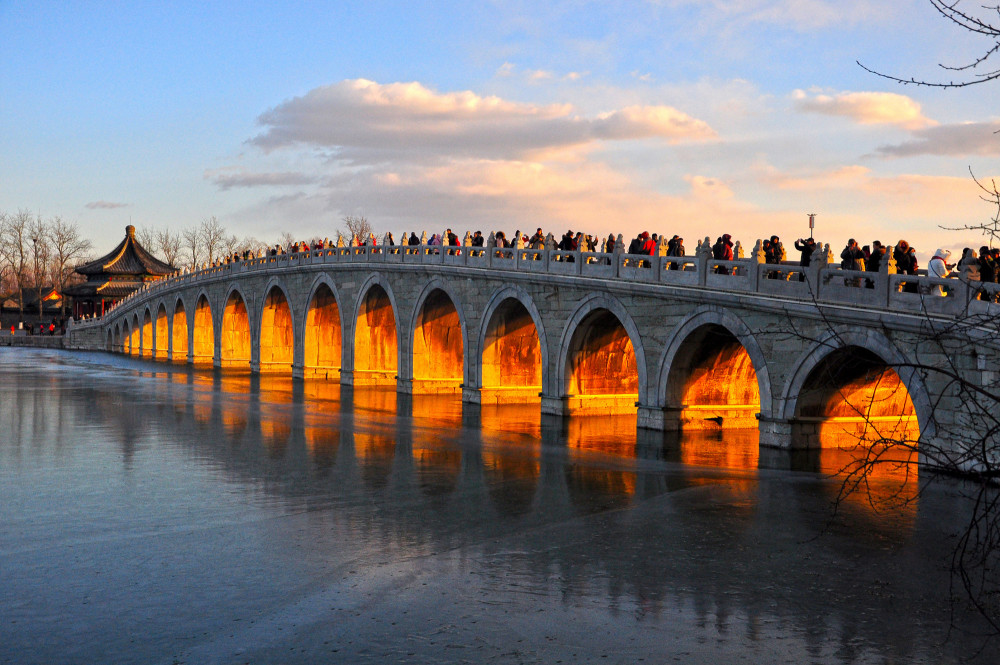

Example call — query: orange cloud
[793,89,935,130]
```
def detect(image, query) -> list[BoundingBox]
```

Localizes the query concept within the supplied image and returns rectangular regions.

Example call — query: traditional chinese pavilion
[65,225,177,319]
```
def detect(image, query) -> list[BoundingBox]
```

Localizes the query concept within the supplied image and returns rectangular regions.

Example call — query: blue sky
[2,1,998,260]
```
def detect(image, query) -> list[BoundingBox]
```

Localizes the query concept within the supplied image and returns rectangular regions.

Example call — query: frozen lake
[0,348,994,664]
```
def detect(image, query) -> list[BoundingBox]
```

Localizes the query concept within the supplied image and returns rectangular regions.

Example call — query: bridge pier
[540,395,569,417]
[636,405,669,431]
[758,417,794,449]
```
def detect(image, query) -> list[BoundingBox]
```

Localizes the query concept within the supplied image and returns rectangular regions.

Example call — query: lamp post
[32,237,41,324]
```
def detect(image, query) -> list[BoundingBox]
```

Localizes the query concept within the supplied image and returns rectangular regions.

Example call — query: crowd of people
[199,227,1000,297]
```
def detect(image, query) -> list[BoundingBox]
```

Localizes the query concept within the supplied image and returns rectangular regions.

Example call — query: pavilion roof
[75,225,176,277]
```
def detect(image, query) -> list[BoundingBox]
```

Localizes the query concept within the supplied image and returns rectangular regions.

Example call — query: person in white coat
[927,248,953,296]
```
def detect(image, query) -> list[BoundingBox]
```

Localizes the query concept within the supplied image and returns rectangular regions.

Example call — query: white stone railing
[69,240,994,331]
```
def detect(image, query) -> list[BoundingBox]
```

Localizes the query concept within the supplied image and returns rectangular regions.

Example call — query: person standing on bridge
[927,248,954,296]
[529,228,545,250]
[840,238,865,287]
[894,240,918,293]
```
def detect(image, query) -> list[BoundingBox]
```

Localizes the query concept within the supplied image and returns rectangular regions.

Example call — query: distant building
[64,225,177,319]
[1,286,63,323]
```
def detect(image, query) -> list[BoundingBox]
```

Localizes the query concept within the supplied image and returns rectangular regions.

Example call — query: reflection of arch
[409,279,466,393]
[155,303,168,359]
[413,441,462,496]
[221,287,252,367]
[352,274,399,386]
[192,292,214,364]
[303,275,343,379]
[172,298,188,361]
[781,329,933,446]
[478,286,547,402]
[556,294,645,414]
[483,450,539,516]
[141,308,153,357]
[258,281,294,373]
[657,306,771,430]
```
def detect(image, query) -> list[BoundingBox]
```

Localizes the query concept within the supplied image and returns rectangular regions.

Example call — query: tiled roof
[64,281,144,299]
[75,225,176,277]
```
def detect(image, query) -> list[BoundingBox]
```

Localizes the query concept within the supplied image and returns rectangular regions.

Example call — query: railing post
[696,237,711,286]
[878,245,897,308]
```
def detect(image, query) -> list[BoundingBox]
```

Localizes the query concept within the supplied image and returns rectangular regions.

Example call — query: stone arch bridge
[66,242,993,451]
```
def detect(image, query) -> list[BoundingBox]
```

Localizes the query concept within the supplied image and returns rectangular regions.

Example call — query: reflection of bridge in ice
[58,364,950,663]
[67,242,991,450]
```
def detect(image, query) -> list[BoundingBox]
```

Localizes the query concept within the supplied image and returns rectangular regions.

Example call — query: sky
[2,0,999,262]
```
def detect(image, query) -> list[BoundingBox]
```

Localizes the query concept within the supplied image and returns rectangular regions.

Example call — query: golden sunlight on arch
[172,301,188,361]
[129,320,140,356]
[221,292,251,367]
[481,298,541,404]
[565,309,637,415]
[665,324,760,430]
[259,287,294,373]
[794,346,919,449]
[353,284,397,386]
[304,283,342,380]
[192,296,214,364]
[141,310,153,357]
[155,306,168,359]
[412,290,463,394]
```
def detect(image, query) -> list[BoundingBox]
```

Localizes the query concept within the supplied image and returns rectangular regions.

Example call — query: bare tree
[277,231,296,252]
[0,209,35,323]
[47,217,92,318]
[238,236,270,256]
[221,233,242,258]
[155,228,183,268]
[26,215,50,323]
[200,216,226,265]
[859,1,1000,87]
[341,215,372,245]
[136,226,157,252]
[181,227,201,269]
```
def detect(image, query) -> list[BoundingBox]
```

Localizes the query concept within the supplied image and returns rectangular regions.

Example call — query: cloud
[793,89,935,130]
[85,200,129,209]
[525,68,554,82]
[761,164,871,190]
[204,167,319,190]
[249,78,716,162]
[875,121,1000,157]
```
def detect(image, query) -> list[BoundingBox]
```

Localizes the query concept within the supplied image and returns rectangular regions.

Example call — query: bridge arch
[257,279,295,373]
[657,305,772,430]
[154,302,169,359]
[141,307,153,357]
[129,313,141,355]
[106,328,113,352]
[556,293,646,414]
[351,273,400,386]
[477,285,547,402]
[408,278,467,393]
[191,291,214,364]
[221,285,253,368]
[172,297,189,361]
[302,274,344,379]
[780,329,935,447]
[112,323,120,353]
